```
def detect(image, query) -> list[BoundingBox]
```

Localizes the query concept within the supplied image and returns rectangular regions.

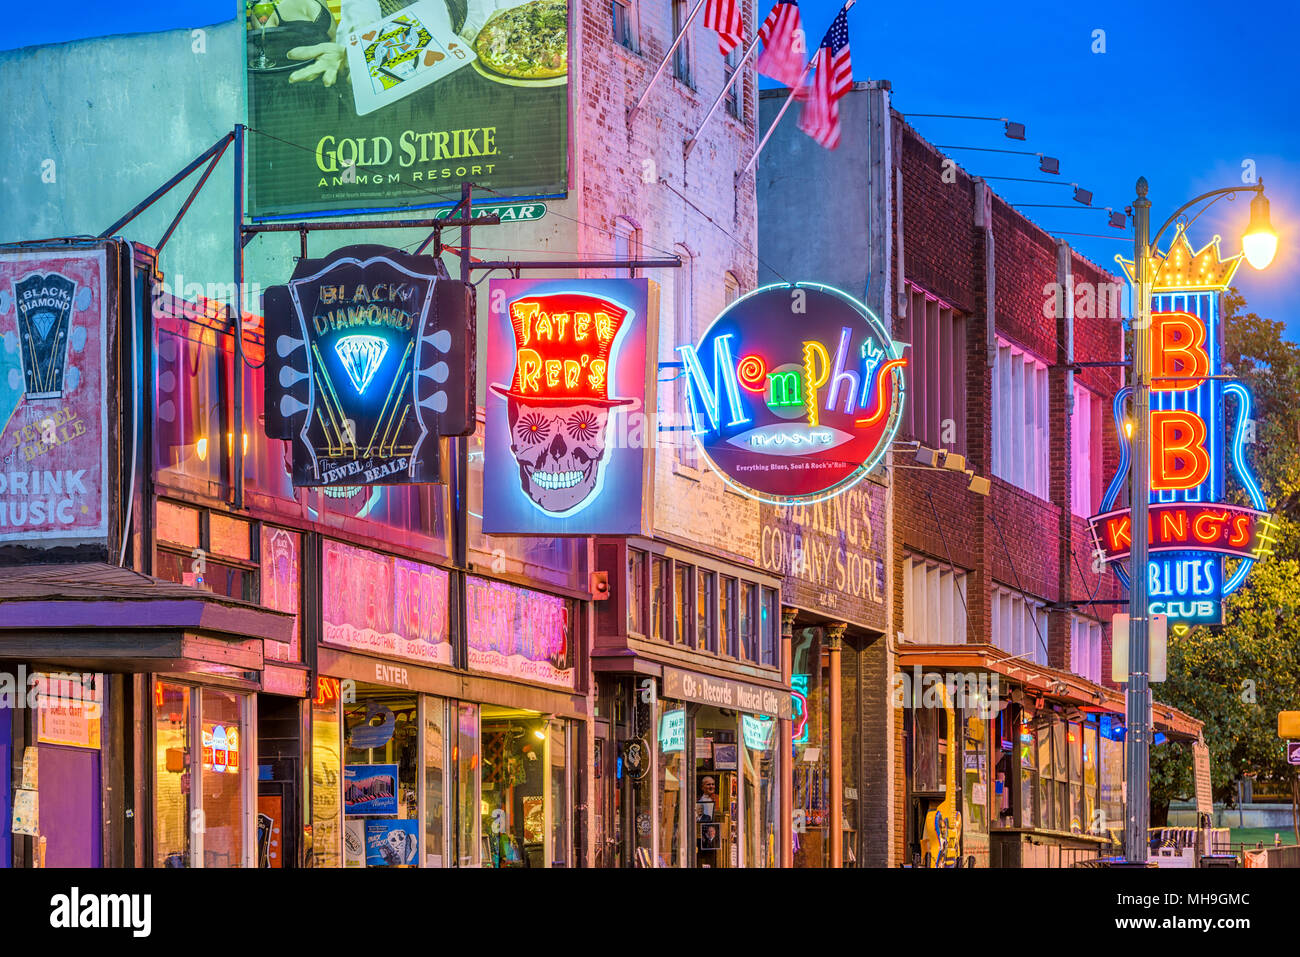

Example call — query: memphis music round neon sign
[677,283,906,506]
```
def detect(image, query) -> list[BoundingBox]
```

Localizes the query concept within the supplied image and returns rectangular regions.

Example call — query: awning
[895,642,1202,740]
[0,562,294,673]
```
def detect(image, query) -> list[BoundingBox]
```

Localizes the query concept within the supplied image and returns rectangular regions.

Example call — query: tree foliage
[1150,289,1300,820]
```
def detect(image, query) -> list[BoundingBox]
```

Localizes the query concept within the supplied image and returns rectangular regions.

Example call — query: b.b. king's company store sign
[677,284,906,505]
[264,245,472,487]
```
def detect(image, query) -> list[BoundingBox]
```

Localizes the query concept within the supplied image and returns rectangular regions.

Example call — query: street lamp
[1123,176,1278,864]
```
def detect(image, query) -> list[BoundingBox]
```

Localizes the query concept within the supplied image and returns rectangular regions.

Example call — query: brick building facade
[760,83,1202,867]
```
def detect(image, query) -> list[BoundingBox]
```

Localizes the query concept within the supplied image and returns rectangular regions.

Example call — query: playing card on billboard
[0,245,113,549]
[483,278,658,535]
[244,0,569,217]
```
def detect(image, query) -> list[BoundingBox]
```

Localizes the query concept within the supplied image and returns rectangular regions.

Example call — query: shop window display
[963,713,989,836]
[154,681,191,867]
[792,627,830,867]
[742,713,778,868]
[693,708,738,868]
[311,679,342,868]
[343,687,420,867]
[658,702,686,867]
[153,681,250,867]
[1019,715,1036,828]
[1083,722,1099,834]
[457,703,480,867]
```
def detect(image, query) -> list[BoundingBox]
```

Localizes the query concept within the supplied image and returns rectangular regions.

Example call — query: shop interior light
[196,436,209,461]
[1241,185,1278,270]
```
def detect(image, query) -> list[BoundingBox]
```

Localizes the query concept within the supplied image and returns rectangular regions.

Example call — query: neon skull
[507,398,613,512]
[492,290,635,516]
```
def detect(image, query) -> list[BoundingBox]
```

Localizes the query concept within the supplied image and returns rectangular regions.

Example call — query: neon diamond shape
[334,334,389,396]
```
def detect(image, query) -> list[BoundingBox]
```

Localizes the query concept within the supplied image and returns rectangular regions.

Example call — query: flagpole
[684,38,762,159]
[734,0,854,182]
[628,0,708,126]
[734,60,814,181]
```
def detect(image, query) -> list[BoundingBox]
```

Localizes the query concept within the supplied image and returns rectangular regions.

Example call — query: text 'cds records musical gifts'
[263,245,474,487]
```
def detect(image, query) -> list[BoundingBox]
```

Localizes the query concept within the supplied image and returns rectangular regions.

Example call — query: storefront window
[1068,721,1084,833]
[793,627,830,867]
[696,569,716,653]
[1100,723,1124,835]
[651,557,667,642]
[1019,715,1036,828]
[154,681,191,867]
[344,685,419,867]
[457,702,480,866]
[1053,719,1069,832]
[550,720,570,867]
[674,563,692,646]
[311,678,342,868]
[964,712,989,835]
[742,713,779,867]
[1083,722,1099,834]
[424,698,447,867]
[628,548,646,635]
[658,703,686,867]
[994,712,1013,828]
[199,687,246,868]
[694,708,738,868]
[1036,717,1053,829]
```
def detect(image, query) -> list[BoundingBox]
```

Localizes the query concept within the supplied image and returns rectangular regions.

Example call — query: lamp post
[1124,176,1276,864]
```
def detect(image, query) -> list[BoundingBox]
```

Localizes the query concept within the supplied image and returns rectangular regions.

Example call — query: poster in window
[244,0,569,218]
[344,763,399,816]
[365,819,419,866]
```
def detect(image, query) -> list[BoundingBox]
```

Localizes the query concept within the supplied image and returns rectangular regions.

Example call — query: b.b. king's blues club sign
[1091,228,1276,631]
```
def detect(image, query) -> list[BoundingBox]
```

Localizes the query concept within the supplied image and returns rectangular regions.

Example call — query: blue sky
[4,0,1296,338]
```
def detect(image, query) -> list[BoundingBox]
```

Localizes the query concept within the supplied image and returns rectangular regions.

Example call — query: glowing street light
[1242,185,1278,270]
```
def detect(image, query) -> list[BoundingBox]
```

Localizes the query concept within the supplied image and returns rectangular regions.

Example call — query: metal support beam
[99,132,235,239]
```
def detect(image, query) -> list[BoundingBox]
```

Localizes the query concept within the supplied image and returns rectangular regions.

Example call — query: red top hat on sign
[491,292,635,407]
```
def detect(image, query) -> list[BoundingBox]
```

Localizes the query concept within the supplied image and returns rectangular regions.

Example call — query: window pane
[696,569,715,653]
[761,588,778,665]
[651,557,667,642]
[155,682,192,867]
[675,564,692,646]
[424,697,446,867]
[550,721,569,866]
[740,583,757,660]
[200,687,246,867]
[457,702,480,866]
[659,703,686,867]
[311,680,342,868]
[720,577,737,657]
[627,549,646,635]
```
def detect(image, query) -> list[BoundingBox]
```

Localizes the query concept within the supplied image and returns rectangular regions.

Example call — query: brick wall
[890,117,1130,859]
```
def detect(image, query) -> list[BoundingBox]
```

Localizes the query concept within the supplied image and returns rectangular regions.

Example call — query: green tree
[1150,289,1300,827]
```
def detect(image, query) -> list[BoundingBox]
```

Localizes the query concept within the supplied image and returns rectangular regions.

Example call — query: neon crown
[1117,224,1243,293]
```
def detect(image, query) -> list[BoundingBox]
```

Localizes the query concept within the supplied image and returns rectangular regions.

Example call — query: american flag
[797,6,853,149]
[756,0,806,90]
[704,0,745,55]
